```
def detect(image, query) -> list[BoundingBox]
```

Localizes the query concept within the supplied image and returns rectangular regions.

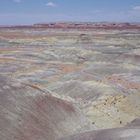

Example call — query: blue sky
[0,0,140,25]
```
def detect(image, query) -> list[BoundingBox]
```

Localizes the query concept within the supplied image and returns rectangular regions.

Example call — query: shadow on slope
[59,119,140,140]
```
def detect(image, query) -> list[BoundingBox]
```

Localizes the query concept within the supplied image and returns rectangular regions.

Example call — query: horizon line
[0,21,140,26]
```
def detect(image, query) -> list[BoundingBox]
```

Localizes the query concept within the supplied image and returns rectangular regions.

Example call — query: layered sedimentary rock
[0,76,89,140]
[1,22,140,30]
[0,23,140,140]
[34,22,140,30]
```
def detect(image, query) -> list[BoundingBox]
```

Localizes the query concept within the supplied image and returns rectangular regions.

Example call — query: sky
[0,0,140,25]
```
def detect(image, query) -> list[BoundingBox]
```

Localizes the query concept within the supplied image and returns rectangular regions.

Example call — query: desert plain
[0,22,140,140]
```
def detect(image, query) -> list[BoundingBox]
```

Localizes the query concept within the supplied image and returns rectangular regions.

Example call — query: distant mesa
[0,22,140,30]
[33,22,140,30]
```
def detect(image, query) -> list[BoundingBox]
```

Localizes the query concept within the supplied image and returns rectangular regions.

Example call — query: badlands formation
[0,23,140,140]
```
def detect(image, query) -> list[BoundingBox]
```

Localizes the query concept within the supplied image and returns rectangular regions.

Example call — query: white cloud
[46,2,56,7]
[13,0,21,3]
[133,6,140,11]
[128,6,140,20]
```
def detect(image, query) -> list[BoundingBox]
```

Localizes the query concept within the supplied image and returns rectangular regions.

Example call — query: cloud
[128,6,140,20]
[46,2,56,7]
[133,6,140,11]
[13,0,21,3]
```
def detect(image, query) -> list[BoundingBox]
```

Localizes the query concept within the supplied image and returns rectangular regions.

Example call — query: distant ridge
[0,22,140,30]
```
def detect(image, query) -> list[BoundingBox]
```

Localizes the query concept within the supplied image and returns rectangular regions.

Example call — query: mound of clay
[48,80,100,101]
[0,76,89,140]
[126,118,140,127]
[59,124,140,140]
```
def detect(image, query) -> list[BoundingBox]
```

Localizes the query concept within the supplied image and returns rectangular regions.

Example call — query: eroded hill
[0,23,140,139]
